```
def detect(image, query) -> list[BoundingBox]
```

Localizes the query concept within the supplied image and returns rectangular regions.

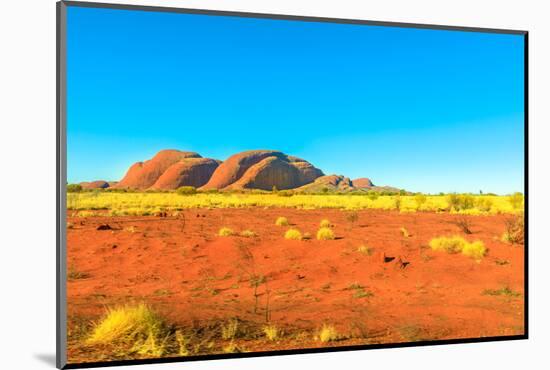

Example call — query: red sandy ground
[66,208,524,363]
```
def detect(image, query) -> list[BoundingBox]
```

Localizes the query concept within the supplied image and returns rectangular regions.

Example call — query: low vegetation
[176,186,197,196]
[316,227,335,240]
[357,244,372,255]
[87,304,168,357]
[239,230,257,238]
[502,214,525,245]
[275,216,289,226]
[218,227,235,237]
[263,325,280,341]
[483,286,522,297]
[429,236,486,260]
[284,229,303,240]
[316,324,338,343]
[67,192,522,215]
[319,219,331,228]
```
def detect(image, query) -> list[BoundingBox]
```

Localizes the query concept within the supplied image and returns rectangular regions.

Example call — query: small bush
[502,214,524,245]
[284,229,302,240]
[316,227,335,240]
[239,230,257,238]
[453,216,472,234]
[357,244,372,255]
[176,186,197,195]
[461,241,486,260]
[475,197,493,212]
[367,191,379,201]
[67,184,83,193]
[87,304,167,356]
[508,192,524,210]
[317,324,338,342]
[429,236,486,260]
[320,219,331,228]
[415,193,427,208]
[263,325,279,341]
[447,193,475,211]
[219,227,235,237]
[275,217,289,226]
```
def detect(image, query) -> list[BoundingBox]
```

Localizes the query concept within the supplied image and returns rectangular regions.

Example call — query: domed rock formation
[295,175,355,193]
[80,180,110,189]
[115,150,201,190]
[201,150,324,190]
[150,158,221,190]
[352,178,374,188]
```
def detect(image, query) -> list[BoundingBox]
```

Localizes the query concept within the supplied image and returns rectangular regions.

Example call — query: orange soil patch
[66,208,524,363]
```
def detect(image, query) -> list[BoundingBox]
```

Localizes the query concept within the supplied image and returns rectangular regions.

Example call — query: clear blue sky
[67,6,525,194]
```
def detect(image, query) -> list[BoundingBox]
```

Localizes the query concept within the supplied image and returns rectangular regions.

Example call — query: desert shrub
[447,193,475,211]
[277,190,294,197]
[502,214,524,245]
[263,325,279,341]
[394,196,402,210]
[275,217,289,226]
[453,216,472,234]
[508,192,524,210]
[317,324,338,343]
[67,184,82,193]
[87,304,168,356]
[475,197,493,212]
[367,191,379,201]
[357,244,372,255]
[461,241,487,260]
[317,227,335,240]
[239,230,257,238]
[346,212,359,224]
[400,227,410,238]
[175,330,190,356]
[218,227,235,237]
[176,186,197,196]
[284,229,302,240]
[429,236,486,260]
[414,193,427,208]
[320,219,331,228]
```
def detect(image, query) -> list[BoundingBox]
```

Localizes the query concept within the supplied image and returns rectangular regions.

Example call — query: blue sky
[67,6,525,194]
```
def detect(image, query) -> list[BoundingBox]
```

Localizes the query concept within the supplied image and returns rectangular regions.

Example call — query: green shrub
[447,193,475,211]
[67,184,83,193]
[284,229,302,240]
[176,186,197,195]
[219,227,235,237]
[316,227,335,240]
[508,192,524,210]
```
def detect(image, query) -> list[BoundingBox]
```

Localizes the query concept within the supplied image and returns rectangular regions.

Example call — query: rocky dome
[114,150,201,190]
[352,178,374,188]
[150,158,221,190]
[201,150,324,190]
[80,180,110,189]
[295,175,355,193]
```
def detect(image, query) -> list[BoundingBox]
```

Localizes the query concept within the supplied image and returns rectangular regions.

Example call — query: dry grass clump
[320,219,331,228]
[239,230,257,238]
[357,244,372,255]
[221,319,239,340]
[502,214,524,245]
[429,236,486,260]
[263,325,280,341]
[218,227,235,237]
[400,227,410,238]
[284,229,303,240]
[275,217,289,226]
[316,227,335,240]
[316,324,338,342]
[87,304,168,356]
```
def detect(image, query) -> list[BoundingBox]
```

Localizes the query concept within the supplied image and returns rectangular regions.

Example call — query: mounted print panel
[57,1,527,368]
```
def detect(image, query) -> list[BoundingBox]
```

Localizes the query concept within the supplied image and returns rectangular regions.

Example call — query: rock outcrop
[80,180,110,189]
[150,158,221,189]
[352,178,374,188]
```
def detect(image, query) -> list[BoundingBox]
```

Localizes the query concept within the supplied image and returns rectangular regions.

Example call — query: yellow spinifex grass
[263,325,279,341]
[429,236,486,260]
[316,227,335,240]
[319,219,331,228]
[275,216,289,226]
[218,227,235,236]
[317,324,338,342]
[67,192,520,214]
[87,304,167,356]
[284,229,302,240]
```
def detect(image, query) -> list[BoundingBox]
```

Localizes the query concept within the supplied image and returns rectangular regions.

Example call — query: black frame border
[56,1,529,369]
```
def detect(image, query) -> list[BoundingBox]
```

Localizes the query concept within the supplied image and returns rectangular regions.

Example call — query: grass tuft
[357,244,372,255]
[218,227,235,237]
[284,229,303,240]
[316,227,335,240]
[429,236,486,260]
[239,230,257,238]
[320,219,331,228]
[275,217,289,226]
[87,304,168,356]
[317,324,338,342]
[263,325,280,341]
